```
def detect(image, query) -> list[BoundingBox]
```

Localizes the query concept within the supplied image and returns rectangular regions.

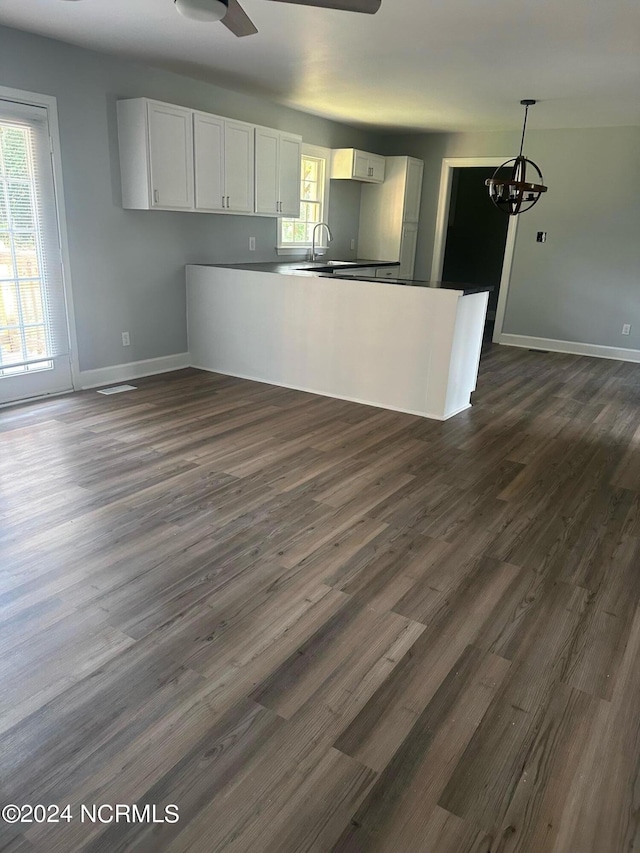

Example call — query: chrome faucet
[311,222,333,261]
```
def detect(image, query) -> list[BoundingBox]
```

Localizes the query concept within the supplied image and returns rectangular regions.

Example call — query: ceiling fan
[174,0,381,37]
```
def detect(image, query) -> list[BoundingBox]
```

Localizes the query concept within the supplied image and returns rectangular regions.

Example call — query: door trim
[430,157,519,343]
[0,84,79,391]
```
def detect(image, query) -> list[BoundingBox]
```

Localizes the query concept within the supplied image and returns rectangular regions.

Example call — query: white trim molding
[430,157,518,345]
[498,334,640,364]
[79,353,191,389]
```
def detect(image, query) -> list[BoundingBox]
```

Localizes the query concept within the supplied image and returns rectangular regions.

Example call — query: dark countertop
[191,261,493,296]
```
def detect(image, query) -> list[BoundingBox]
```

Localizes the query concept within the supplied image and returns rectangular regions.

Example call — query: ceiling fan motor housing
[174,0,229,22]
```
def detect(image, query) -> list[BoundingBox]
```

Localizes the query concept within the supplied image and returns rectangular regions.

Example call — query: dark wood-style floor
[1,345,639,853]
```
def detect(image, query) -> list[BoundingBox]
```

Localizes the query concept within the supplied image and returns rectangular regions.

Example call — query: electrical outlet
[622,324,631,336]
[122,332,130,346]
[249,237,256,251]
[350,238,356,251]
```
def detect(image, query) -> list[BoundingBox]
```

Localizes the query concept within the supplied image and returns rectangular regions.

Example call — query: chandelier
[486,100,548,216]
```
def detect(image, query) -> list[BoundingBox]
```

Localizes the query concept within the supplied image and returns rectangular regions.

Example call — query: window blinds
[0,99,70,372]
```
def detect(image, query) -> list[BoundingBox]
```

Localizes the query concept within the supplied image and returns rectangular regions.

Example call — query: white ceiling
[1,0,639,132]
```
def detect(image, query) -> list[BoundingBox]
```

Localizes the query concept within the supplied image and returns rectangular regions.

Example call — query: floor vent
[97,384,137,395]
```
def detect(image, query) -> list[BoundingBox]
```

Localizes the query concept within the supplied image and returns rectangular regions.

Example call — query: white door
[224,121,254,213]
[278,133,302,217]
[193,112,224,212]
[399,221,419,279]
[254,127,279,215]
[147,102,193,210]
[0,100,72,404]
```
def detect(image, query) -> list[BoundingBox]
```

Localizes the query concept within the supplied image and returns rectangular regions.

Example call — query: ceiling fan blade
[222,0,258,36]
[265,0,381,13]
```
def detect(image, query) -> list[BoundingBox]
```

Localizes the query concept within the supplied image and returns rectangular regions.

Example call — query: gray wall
[2,22,637,369]
[0,25,382,372]
[381,127,640,351]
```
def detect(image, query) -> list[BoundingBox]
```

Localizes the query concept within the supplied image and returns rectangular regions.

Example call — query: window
[278,144,331,253]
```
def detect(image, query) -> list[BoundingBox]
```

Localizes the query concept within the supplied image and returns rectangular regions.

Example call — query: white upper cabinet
[353,150,371,181]
[118,98,296,217]
[278,133,302,217]
[193,112,224,212]
[331,148,386,184]
[255,127,302,217]
[147,102,193,209]
[255,127,280,215]
[224,120,255,213]
[193,113,254,213]
[369,154,386,183]
[118,99,194,210]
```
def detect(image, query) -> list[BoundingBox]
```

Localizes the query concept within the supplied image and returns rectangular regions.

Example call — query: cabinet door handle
[226,196,230,208]
[153,189,159,204]
[222,195,225,208]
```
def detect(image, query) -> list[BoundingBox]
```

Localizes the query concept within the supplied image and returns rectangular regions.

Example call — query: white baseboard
[190,363,463,421]
[498,334,640,364]
[80,353,191,390]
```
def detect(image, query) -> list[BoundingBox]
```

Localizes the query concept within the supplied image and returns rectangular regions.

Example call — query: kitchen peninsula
[187,262,491,420]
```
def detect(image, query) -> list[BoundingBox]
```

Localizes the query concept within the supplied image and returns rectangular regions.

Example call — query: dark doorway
[441,167,510,341]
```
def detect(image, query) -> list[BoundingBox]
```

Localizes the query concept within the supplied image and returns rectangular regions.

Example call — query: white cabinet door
[255,128,302,216]
[255,127,279,215]
[404,158,424,222]
[354,151,384,182]
[147,102,193,209]
[225,120,254,213]
[353,150,371,180]
[399,222,418,279]
[194,112,224,212]
[369,154,386,183]
[279,133,302,217]
[330,148,385,183]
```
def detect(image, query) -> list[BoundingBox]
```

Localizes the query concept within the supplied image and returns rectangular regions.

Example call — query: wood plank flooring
[1,344,639,852]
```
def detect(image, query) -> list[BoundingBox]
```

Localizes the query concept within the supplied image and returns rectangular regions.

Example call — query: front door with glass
[0,99,72,405]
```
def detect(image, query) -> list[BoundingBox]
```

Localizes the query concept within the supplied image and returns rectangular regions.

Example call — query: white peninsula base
[187,265,489,420]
